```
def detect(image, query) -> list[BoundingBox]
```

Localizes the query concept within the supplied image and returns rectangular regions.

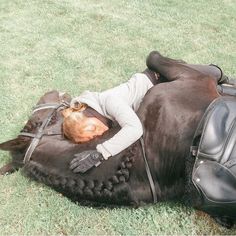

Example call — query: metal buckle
[190,146,198,157]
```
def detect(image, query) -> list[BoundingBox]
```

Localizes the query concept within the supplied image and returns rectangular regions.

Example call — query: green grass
[0,0,236,234]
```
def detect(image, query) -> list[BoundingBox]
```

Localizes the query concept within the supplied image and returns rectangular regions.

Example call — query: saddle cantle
[191,95,236,219]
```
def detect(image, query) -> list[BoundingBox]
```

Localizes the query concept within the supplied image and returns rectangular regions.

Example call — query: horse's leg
[0,162,18,175]
[212,216,235,229]
[184,64,231,84]
[146,51,204,81]
[146,51,232,84]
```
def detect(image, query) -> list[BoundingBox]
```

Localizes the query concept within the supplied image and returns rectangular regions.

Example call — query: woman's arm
[97,95,143,159]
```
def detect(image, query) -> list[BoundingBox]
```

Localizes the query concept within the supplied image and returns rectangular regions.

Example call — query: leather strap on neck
[140,136,160,203]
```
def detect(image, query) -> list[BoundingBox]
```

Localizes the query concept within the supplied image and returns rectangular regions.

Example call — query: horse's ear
[0,137,28,151]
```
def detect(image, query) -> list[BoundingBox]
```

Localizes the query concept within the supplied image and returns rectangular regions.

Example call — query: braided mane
[23,141,139,205]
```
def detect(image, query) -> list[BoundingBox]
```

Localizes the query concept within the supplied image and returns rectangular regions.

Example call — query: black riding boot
[146,51,233,84]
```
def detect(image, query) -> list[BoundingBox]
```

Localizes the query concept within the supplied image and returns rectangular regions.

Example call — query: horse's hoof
[0,163,16,176]
[213,216,234,229]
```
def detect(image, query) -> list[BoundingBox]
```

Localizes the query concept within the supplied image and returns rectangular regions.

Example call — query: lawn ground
[0,0,236,234]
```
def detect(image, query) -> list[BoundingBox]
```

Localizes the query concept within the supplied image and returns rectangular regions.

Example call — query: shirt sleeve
[96,95,143,159]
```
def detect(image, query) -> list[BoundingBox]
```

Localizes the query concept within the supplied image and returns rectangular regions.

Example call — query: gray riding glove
[70,150,104,173]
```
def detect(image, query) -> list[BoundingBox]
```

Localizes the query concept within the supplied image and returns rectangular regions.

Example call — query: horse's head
[0,90,72,168]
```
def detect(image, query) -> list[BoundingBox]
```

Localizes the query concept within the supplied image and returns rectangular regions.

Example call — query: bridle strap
[140,136,159,203]
[20,131,62,138]
[19,132,37,138]
[21,102,68,164]
[32,104,60,114]
[32,102,69,114]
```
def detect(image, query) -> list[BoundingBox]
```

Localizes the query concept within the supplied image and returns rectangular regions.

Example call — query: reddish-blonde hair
[62,107,109,143]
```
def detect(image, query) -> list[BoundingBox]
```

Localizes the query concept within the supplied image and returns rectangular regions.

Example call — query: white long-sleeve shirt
[72,73,153,159]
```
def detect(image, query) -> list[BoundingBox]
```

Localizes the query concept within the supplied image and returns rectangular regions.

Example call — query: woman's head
[62,108,109,143]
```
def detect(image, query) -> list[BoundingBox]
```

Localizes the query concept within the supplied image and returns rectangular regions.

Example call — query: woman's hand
[70,150,104,173]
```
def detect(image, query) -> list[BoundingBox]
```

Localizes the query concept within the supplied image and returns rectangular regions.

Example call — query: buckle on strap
[190,146,198,157]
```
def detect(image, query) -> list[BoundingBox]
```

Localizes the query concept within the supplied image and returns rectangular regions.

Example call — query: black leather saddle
[191,94,236,219]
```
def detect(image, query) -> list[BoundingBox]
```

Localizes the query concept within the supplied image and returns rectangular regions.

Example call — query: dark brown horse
[0,54,233,227]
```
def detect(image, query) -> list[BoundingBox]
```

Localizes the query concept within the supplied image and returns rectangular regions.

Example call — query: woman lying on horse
[63,51,232,174]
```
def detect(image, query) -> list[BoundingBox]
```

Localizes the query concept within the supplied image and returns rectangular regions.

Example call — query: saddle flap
[191,96,236,219]
[193,161,236,203]
[198,97,236,163]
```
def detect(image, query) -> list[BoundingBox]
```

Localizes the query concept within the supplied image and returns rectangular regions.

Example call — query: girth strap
[140,137,158,203]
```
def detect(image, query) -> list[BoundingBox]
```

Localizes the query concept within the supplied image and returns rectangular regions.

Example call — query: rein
[19,102,69,164]
[140,137,159,203]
